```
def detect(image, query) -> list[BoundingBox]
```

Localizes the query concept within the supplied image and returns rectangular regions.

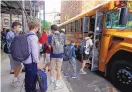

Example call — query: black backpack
[3,42,8,54]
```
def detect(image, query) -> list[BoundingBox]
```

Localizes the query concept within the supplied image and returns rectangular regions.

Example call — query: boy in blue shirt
[64,40,78,78]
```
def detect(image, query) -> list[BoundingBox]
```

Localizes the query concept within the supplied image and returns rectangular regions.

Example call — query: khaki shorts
[8,54,21,67]
[44,53,50,64]
[51,58,63,72]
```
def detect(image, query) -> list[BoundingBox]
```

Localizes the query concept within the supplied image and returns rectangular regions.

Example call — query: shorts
[83,53,89,60]
[44,53,50,64]
[8,54,21,67]
[51,58,63,72]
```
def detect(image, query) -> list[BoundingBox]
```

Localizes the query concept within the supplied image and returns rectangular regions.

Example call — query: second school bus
[59,0,132,91]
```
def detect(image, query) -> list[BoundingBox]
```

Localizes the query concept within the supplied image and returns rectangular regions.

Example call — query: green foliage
[41,20,51,32]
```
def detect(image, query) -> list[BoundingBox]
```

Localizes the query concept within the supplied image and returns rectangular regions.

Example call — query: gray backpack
[51,33,64,54]
[11,33,35,62]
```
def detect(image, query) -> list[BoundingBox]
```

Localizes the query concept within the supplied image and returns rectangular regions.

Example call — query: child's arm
[72,47,76,58]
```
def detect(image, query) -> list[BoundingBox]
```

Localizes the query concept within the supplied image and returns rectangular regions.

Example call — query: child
[64,40,78,78]
[43,41,51,72]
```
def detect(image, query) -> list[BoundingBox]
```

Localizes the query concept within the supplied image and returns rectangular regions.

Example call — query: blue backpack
[10,33,35,62]
[37,69,47,92]
[63,45,73,61]
[78,39,86,54]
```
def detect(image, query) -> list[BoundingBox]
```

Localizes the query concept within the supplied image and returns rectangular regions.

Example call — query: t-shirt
[6,30,18,54]
[39,32,48,44]
[43,42,51,54]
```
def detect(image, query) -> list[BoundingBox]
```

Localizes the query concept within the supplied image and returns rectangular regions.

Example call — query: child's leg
[70,57,77,75]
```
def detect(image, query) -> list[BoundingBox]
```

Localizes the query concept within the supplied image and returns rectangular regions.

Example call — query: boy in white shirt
[80,33,93,74]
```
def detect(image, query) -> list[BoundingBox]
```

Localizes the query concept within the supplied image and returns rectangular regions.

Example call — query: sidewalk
[1,54,71,92]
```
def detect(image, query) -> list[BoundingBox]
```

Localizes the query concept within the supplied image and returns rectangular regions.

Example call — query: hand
[37,64,40,69]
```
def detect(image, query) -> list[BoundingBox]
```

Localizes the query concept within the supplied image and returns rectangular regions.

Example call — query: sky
[42,0,61,22]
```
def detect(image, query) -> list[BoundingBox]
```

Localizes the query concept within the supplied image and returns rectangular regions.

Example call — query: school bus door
[91,11,104,71]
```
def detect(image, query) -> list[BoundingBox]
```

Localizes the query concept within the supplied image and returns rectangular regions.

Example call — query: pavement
[1,50,120,92]
[1,51,70,92]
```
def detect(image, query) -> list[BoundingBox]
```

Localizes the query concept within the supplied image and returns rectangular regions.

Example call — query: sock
[50,76,54,82]
[13,77,18,82]
[56,80,61,85]
[80,68,83,71]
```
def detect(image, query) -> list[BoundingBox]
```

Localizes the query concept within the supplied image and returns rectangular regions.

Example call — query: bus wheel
[111,60,132,91]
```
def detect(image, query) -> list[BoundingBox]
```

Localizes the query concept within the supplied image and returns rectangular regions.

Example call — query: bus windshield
[105,11,132,29]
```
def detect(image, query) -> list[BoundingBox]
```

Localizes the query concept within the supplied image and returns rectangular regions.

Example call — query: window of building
[106,11,132,29]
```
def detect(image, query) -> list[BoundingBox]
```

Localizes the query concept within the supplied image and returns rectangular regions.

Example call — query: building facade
[61,0,108,23]
[1,13,22,30]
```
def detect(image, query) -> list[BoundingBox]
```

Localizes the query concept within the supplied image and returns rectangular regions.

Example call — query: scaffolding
[1,0,45,32]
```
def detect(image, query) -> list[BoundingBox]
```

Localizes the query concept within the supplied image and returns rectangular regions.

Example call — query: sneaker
[64,73,71,77]
[17,77,22,82]
[50,77,55,85]
[11,79,21,87]
[55,80,61,89]
[80,70,87,74]
[72,74,78,79]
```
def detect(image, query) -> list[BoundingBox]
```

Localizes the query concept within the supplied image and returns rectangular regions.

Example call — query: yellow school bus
[59,0,132,91]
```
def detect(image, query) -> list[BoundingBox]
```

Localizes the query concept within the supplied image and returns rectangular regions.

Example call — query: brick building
[61,0,108,23]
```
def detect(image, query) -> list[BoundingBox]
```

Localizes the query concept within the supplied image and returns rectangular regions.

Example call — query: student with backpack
[21,21,40,92]
[50,25,65,89]
[10,21,40,92]
[6,22,22,87]
[64,40,78,78]
[79,33,93,74]
[11,21,48,92]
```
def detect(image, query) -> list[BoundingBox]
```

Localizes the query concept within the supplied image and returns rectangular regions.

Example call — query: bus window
[105,11,132,29]
[71,22,75,32]
[89,16,95,32]
[75,19,81,32]
[69,23,72,32]
[82,16,89,33]
[127,12,132,29]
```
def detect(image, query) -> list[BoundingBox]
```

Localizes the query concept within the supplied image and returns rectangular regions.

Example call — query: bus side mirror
[119,7,128,25]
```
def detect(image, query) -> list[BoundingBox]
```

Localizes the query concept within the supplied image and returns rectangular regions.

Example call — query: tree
[41,20,51,31]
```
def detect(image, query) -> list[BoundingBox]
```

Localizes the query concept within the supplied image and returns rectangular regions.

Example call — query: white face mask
[16,27,22,32]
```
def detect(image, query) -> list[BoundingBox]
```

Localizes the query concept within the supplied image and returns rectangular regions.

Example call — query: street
[1,51,120,92]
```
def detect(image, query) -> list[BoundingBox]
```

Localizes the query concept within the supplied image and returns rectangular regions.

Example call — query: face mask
[17,27,22,32]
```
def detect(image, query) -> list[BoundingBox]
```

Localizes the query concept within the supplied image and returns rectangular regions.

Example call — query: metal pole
[10,10,12,30]
[1,13,3,30]
[22,0,26,32]
[34,3,36,20]
[43,1,45,27]
[30,0,32,20]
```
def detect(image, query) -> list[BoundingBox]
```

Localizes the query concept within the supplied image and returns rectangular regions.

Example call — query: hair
[12,22,21,28]
[51,24,58,31]
[28,21,40,31]
[88,33,94,38]
[42,28,46,32]
[6,29,10,32]
[71,39,75,43]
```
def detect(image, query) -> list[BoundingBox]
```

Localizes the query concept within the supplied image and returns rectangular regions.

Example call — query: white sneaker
[80,70,87,74]
[50,77,55,85]
[55,80,61,89]
[11,79,21,87]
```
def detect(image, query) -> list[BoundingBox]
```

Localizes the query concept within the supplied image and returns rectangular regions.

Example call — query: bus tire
[111,60,132,92]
